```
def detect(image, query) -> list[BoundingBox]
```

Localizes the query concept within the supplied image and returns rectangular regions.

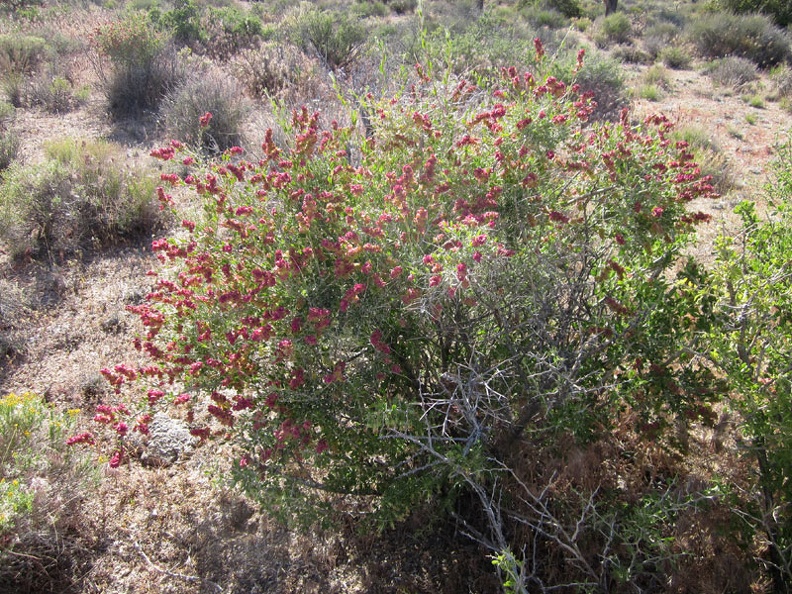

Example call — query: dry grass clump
[0,101,18,172]
[705,56,759,90]
[162,68,250,152]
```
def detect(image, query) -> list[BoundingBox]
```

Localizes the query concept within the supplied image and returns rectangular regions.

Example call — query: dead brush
[232,42,319,103]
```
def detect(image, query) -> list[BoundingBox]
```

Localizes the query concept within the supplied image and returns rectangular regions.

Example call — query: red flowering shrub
[95,46,721,587]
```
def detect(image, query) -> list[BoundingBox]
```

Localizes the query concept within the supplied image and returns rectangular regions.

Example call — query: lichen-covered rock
[140,412,198,467]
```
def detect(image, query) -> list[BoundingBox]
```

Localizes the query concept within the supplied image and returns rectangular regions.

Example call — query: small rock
[140,412,198,467]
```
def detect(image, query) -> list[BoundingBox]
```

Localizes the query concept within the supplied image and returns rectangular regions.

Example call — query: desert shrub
[0,35,49,107]
[0,392,96,594]
[1,72,26,108]
[0,34,49,75]
[0,0,44,10]
[387,0,417,14]
[643,63,671,89]
[232,41,317,101]
[705,56,759,89]
[660,46,691,70]
[29,65,90,114]
[202,6,265,58]
[0,130,20,174]
[687,12,791,69]
[0,139,163,261]
[643,22,679,59]
[545,0,582,18]
[98,43,723,589]
[291,7,367,70]
[637,83,661,100]
[162,69,249,153]
[157,0,205,46]
[352,0,390,18]
[611,44,652,64]
[771,65,792,111]
[714,0,792,28]
[92,13,184,118]
[0,100,13,128]
[0,102,18,173]
[556,53,629,121]
[422,13,541,79]
[0,280,29,364]
[594,11,632,47]
[523,5,569,29]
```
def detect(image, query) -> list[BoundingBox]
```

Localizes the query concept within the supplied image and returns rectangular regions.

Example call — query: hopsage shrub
[93,42,718,540]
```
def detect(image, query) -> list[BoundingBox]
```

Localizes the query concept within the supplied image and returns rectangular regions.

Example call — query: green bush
[158,0,204,46]
[715,0,792,28]
[522,5,569,29]
[292,7,367,70]
[706,144,792,589]
[660,46,691,70]
[687,12,791,69]
[202,6,264,58]
[673,126,734,194]
[0,130,20,174]
[0,139,163,261]
[232,42,315,101]
[162,69,249,153]
[30,69,90,114]
[0,34,49,75]
[387,0,417,14]
[0,100,13,128]
[556,53,629,121]
[0,0,44,11]
[643,22,680,59]
[104,46,721,588]
[545,0,582,18]
[594,11,632,47]
[422,12,540,78]
[0,102,18,173]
